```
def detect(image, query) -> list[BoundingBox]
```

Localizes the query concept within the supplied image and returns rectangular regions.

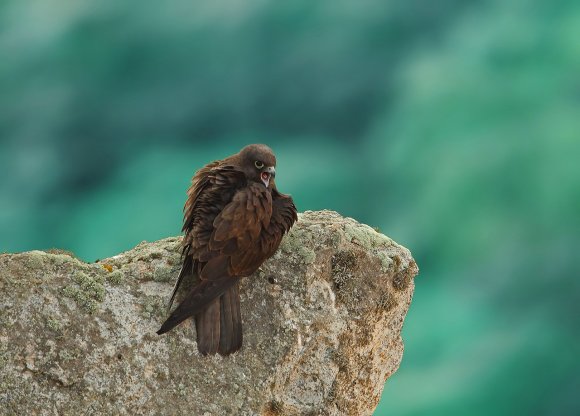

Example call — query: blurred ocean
[1,1,579,414]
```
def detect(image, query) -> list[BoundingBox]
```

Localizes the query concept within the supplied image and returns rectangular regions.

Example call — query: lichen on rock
[62,270,106,313]
[0,210,418,416]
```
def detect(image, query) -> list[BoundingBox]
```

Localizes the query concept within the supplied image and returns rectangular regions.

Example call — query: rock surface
[0,210,418,416]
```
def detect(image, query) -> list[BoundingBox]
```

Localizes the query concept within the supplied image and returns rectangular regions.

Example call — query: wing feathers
[156,277,236,335]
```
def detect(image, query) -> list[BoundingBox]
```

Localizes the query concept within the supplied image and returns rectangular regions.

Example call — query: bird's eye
[255,161,264,169]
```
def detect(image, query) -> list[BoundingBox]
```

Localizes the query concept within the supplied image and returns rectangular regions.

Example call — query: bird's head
[237,144,277,188]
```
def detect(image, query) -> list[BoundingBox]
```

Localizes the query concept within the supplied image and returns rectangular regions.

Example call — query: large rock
[0,210,418,415]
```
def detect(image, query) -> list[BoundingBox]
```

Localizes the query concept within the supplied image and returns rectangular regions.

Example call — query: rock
[0,210,418,415]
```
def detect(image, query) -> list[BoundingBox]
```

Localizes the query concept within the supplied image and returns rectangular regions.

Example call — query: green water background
[1,1,579,414]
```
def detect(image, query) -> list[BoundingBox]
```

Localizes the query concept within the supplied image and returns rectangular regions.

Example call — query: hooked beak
[260,166,276,187]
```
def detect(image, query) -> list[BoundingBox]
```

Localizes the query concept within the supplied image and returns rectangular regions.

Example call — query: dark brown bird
[157,144,297,356]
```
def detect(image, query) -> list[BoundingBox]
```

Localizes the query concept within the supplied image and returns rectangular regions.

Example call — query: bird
[156,144,297,356]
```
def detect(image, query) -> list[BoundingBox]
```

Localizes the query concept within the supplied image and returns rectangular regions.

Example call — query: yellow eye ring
[255,161,264,169]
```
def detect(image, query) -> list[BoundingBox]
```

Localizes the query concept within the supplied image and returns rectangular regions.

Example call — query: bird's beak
[261,166,276,187]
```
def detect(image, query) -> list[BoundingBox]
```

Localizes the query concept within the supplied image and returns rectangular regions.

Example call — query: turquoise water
[1,1,579,414]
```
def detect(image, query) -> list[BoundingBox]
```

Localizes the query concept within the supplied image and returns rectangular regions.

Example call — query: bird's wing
[260,188,298,257]
[158,183,273,335]
[182,160,221,235]
[202,182,273,277]
[168,164,244,309]
[271,188,298,234]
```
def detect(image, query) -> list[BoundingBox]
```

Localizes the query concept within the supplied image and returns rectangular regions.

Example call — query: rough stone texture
[0,210,418,416]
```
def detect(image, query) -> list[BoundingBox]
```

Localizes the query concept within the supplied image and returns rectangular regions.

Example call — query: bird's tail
[195,281,243,355]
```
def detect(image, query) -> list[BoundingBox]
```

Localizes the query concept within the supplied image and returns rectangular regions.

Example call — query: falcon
[157,144,297,356]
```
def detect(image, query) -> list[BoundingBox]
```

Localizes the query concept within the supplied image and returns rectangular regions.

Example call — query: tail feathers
[196,299,221,355]
[218,281,242,355]
[156,277,234,335]
[196,282,243,356]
